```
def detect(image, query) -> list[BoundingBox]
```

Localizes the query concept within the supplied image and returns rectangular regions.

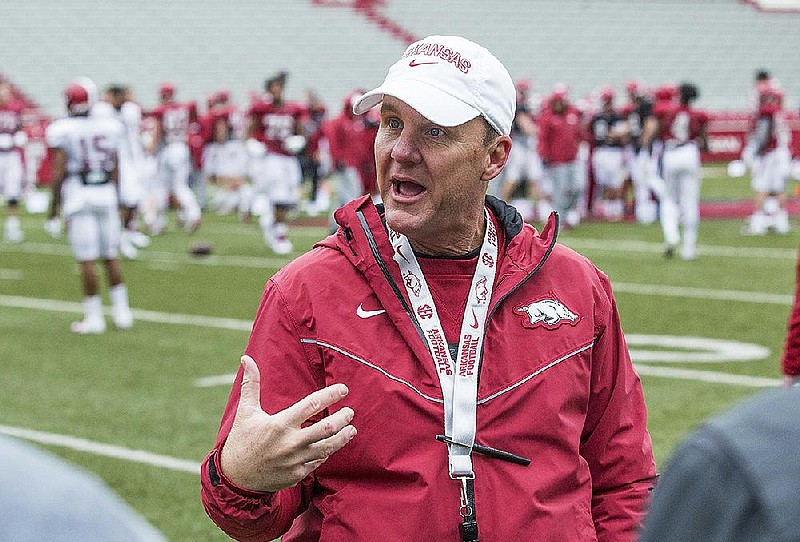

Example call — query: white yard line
[0,268,23,280]
[560,237,797,260]
[0,295,252,331]
[0,425,198,474]
[614,283,792,305]
[2,236,797,266]
[635,364,781,387]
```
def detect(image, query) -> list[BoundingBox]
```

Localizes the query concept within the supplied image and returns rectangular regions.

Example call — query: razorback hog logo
[515,296,580,329]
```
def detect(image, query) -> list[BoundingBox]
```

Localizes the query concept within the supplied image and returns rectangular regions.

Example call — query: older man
[201,35,655,542]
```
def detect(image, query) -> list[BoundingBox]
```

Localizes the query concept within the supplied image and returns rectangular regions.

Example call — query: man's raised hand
[219,355,357,493]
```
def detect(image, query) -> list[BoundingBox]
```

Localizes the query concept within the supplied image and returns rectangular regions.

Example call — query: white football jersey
[46,115,124,214]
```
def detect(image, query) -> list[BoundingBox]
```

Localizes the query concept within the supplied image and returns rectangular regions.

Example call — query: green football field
[1,169,797,541]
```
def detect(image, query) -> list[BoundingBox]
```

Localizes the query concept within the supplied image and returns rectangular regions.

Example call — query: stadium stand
[1,0,798,117]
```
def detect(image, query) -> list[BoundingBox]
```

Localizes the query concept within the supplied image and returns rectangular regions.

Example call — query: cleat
[71,318,106,335]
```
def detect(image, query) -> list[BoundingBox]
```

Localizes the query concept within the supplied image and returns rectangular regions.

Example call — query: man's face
[374,96,501,251]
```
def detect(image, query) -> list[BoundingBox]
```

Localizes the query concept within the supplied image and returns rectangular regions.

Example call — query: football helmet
[64,77,97,115]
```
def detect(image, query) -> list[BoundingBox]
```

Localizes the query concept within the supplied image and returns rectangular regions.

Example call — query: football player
[589,86,627,221]
[500,79,544,223]
[147,82,201,234]
[537,84,584,228]
[655,83,709,260]
[246,72,308,254]
[621,80,661,224]
[46,78,133,334]
[92,84,149,258]
[0,82,27,243]
[743,82,791,235]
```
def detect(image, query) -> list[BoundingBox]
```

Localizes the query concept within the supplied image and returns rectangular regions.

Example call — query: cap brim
[353,78,480,127]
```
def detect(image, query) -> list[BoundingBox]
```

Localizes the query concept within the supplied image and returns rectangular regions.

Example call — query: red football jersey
[247,97,308,156]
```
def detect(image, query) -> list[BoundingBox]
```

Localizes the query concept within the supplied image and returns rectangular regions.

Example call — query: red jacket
[201,196,657,541]
[783,248,800,376]
[537,107,581,164]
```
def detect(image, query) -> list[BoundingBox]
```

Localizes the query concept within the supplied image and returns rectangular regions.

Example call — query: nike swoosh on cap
[357,303,387,319]
[409,59,439,67]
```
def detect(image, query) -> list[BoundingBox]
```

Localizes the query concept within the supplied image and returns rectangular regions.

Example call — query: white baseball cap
[353,35,516,136]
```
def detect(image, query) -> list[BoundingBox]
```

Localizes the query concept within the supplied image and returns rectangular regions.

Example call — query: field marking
[0,268,23,280]
[615,283,792,305]
[0,241,291,269]
[635,364,781,387]
[560,237,797,260]
[195,374,237,387]
[2,236,798,266]
[0,424,198,474]
[0,295,252,331]
[627,334,770,362]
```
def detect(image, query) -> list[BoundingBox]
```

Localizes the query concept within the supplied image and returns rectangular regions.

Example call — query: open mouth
[392,178,427,200]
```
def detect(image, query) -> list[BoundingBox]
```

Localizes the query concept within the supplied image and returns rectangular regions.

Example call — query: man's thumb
[237,355,263,415]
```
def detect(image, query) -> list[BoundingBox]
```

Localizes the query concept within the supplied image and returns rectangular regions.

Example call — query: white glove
[45,217,62,239]
[245,138,267,158]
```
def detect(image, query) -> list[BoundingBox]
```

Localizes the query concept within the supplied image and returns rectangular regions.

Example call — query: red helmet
[599,85,615,103]
[515,79,532,93]
[64,77,97,114]
[654,83,677,102]
[159,82,175,99]
[625,80,643,96]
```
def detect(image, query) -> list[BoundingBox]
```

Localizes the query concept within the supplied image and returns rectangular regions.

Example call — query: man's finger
[297,406,355,447]
[298,424,357,465]
[281,383,349,427]
[236,355,264,416]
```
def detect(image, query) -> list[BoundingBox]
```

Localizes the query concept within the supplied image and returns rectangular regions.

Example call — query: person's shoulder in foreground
[640,386,800,542]
[0,434,166,542]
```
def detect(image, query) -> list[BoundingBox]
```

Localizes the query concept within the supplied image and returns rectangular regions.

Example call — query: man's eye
[387,118,401,129]
[429,127,443,137]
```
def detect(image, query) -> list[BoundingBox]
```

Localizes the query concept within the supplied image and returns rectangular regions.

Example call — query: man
[0,81,27,243]
[246,71,307,254]
[589,86,627,221]
[621,80,660,224]
[321,90,373,231]
[92,84,149,259]
[537,84,584,227]
[147,82,201,234]
[201,35,656,542]
[640,386,800,542]
[743,82,791,235]
[654,83,709,260]
[46,77,133,334]
[499,79,543,223]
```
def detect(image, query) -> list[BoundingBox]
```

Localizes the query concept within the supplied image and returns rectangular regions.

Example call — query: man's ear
[482,135,512,181]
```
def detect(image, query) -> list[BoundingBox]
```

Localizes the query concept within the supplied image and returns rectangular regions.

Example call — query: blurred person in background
[45,77,133,334]
[301,89,330,216]
[639,386,800,542]
[655,82,708,260]
[202,103,253,221]
[321,90,372,232]
[246,71,307,255]
[621,80,660,225]
[92,84,149,259]
[146,82,201,235]
[588,86,627,222]
[742,82,791,236]
[0,81,27,243]
[538,84,584,228]
[500,79,543,223]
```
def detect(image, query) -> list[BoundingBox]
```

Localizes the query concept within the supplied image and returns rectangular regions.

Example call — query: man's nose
[390,130,421,163]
